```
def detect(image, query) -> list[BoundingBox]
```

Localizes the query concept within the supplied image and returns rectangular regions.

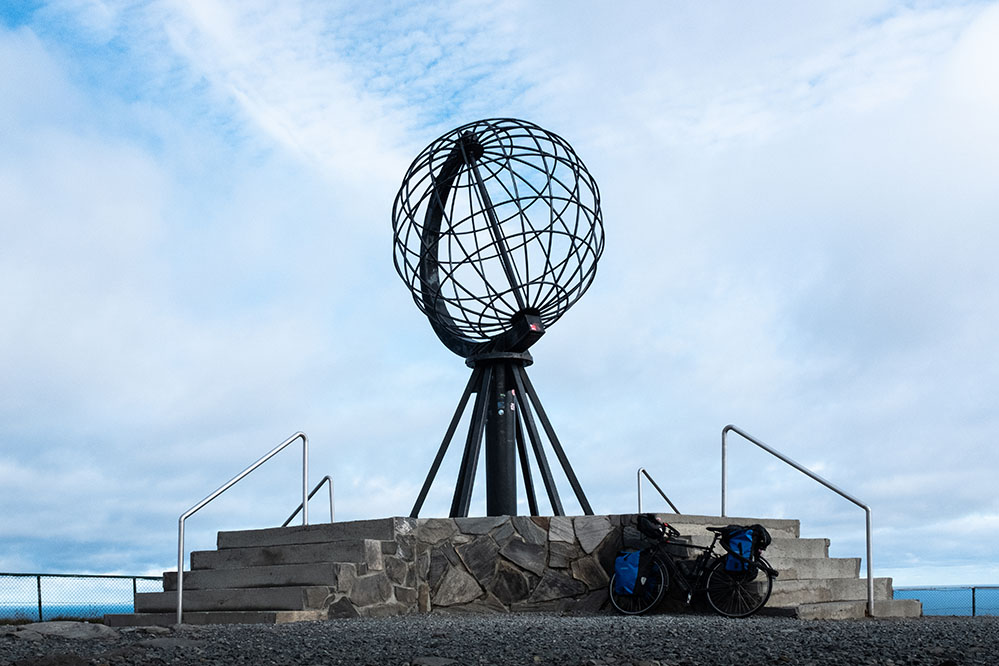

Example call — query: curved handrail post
[177,431,309,625]
[865,504,874,617]
[637,468,642,513]
[721,424,874,616]
[636,467,681,514]
[283,475,335,527]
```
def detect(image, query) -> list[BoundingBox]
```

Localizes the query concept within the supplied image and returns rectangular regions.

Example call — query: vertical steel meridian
[468,158,528,313]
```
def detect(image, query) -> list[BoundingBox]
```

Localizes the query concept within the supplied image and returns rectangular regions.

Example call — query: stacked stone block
[410,515,618,616]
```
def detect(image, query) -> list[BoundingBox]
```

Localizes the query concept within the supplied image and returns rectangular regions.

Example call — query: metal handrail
[283,474,334,527]
[177,431,309,624]
[636,468,680,514]
[721,424,874,616]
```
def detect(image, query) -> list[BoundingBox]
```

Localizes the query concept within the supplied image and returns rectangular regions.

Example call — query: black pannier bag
[623,514,667,549]
[624,517,693,559]
[636,513,668,540]
[633,514,697,570]
[750,523,772,551]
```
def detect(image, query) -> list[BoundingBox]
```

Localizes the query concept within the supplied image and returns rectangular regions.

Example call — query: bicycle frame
[653,534,720,602]
[652,531,777,603]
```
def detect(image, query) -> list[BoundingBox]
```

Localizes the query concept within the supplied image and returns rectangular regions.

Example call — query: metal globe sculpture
[393,118,604,358]
[393,118,604,518]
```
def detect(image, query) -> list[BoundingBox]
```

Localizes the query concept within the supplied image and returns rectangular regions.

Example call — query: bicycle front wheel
[705,556,774,618]
[609,558,668,615]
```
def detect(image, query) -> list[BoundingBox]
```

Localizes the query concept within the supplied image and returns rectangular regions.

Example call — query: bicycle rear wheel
[609,558,668,615]
[705,556,774,618]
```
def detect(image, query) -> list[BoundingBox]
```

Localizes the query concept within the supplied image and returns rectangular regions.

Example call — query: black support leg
[511,367,565,515]
[411,368,481,518]
[450,365,492,517]
[515,403,540,516]
[516,366,593,515]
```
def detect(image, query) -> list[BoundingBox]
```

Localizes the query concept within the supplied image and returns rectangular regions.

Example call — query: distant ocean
[0,603,134,621]
[893,588,998,616]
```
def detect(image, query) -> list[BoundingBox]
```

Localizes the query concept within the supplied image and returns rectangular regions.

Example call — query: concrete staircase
[106,518,402,626]
[656,514,921,620]
[106,513,920,626]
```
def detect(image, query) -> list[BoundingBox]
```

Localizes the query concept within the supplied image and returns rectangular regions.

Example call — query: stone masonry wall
[329,515,626,618]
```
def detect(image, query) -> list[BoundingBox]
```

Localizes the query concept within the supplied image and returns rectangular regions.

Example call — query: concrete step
[871,598,923,618]
[644,513,800,538]
[135,586,332,613]
[765,556,860,580]
[762,538,829,560]
[163,562,357,591]
[770,577,893,607]
[667,534,830,559]
[774,601,865,620]
[191,539,382,570]
[105,609,327,627]
[769,597,922,620]
[217,518,399,549]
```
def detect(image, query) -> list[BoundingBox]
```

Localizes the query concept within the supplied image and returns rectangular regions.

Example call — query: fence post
[972,587,976,617]
[36,575,42,622]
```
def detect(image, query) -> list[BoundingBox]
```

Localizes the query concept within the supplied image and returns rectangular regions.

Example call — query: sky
[1,0,998,588]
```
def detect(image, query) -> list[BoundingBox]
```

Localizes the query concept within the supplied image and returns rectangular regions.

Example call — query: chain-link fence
[894,586,999,616]
[0,573,162,622]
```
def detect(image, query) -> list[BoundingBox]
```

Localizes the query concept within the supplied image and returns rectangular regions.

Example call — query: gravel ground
[2,614,997,666]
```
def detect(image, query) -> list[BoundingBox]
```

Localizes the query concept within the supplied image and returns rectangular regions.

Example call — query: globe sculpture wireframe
[392,118,604,518]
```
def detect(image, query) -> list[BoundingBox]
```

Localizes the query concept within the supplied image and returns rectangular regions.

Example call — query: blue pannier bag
[723,526,754,572]
[614,550,642,594]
